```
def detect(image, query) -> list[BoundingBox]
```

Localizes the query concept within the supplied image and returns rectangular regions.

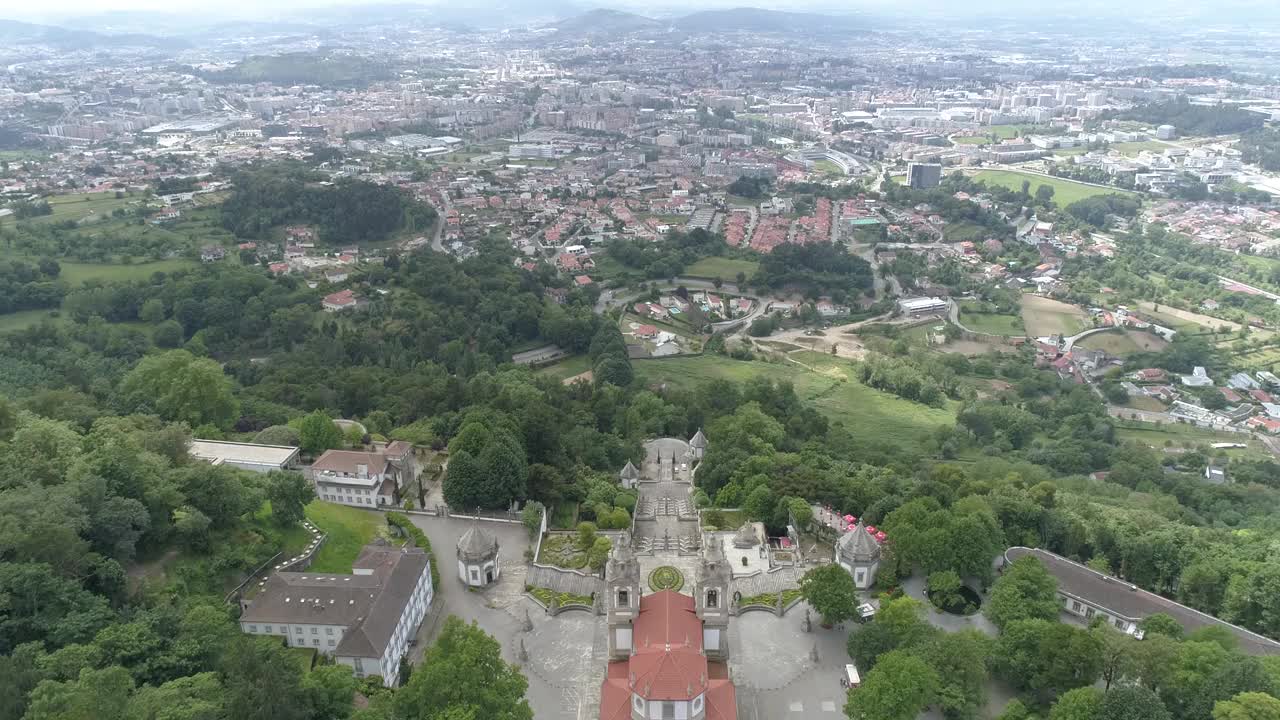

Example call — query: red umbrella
[866,525,877,534]
[844,514,855,523]
[875,531,887,542]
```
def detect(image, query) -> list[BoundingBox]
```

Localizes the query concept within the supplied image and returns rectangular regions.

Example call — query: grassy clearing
[0,308,64,333]
[952,135,989,146]
[944,222,988,242]
[635,355,955,452]
[303,502,387,573]
[1114,421,1271,461]
[58,259,198,285]
[684,256,760,280]
[701,508,744,531]
[535,354,593,381]
[972,170,1135,206]
[1020,295,1088,336]
[252,502,315,558]
[959,304,1025,336]
[1076,329,1168,356]
[286,647,316,674]
[1121,395,1167,412]
[15,191,138,225]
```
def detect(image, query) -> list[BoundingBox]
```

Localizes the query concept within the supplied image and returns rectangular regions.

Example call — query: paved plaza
[402,435,1016,720]
[408,514,607,719]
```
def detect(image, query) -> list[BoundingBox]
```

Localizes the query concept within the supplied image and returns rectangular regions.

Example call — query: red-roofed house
[1250,389,1274,404]
[634,324,658,339]
[600,541,736,720]
[1247,416,1280,434]
[575,275,595,287]
[323,289,357,312]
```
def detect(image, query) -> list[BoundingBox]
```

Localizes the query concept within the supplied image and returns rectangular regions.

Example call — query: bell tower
[605,534,641,661]
[696,533,731,661]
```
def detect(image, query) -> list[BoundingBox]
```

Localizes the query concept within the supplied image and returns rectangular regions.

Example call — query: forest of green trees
[1113,98,1264,136]
[7,230,1280,718]
[220,165,436,243]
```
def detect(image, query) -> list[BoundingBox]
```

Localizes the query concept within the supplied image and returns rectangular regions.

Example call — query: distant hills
[546,6,872,36]
[552,9,662,33]
[0,18,188,50]
[676,7,867,33]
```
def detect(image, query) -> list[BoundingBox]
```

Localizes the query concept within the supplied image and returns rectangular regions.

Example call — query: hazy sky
[5,0,1271,25]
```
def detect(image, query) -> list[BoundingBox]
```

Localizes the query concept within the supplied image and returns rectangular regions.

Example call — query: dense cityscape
[4,3,1280,719]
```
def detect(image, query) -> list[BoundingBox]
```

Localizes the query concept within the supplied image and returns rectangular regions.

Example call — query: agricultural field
[1076,329,1169,356]
[1020,295,1089,336]
[3,191,140,225]
[634,354,956,453]
[1135,301,1270,338]
[1113,421,1273,463]
[1232,346,1280,371]
[971,170,1136,206]
[683,256,760,281]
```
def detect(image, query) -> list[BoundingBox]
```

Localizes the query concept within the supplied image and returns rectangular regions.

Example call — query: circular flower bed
[648,566,684,592]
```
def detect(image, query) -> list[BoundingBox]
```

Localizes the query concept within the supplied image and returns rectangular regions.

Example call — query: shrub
[385,512,440,588]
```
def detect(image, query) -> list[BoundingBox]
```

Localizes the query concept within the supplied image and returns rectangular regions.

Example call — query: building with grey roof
[309,441,416,510]
[456,526,500,587]
[239,539,434,684]
[619,460,640,489]
[835,522,882,590]
[188,439,299,473]
[1005,547,1280,656]
[689,428,707,460]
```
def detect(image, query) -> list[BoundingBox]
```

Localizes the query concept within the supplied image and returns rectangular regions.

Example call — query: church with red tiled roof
[599,538,736,720]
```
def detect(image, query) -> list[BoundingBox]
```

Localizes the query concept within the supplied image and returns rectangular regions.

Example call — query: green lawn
[58,259,198,285]
[959,307,1024,336]
[252,502,315,558]
[535,354,593,381]
[813,159,845,176]
[303,502,387,573]
[971,170,1135,206]
[684,257,760,281]
[634,355,955,452]
[0,308,64,333]
[952,135,989,146]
